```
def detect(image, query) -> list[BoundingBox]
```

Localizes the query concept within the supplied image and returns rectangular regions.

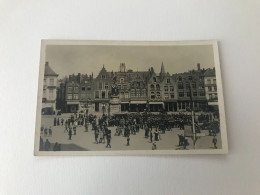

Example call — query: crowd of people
[40,111,220,151]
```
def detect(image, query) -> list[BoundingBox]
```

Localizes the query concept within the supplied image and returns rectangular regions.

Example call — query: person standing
[68,128,72,140]
[213,136,217,149]
[44,139,51,151]
[95,130,99,144]
[126,136,130,146]
[48,126,52,137]
[150,130,153,143]
[154,129,159,141]
[106,132,111,148]
[40,136,44,151]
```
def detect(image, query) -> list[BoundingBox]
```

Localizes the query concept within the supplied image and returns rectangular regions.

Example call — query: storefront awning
[130,100,147,104]
[149,102,164,105]
[67,101,79,105]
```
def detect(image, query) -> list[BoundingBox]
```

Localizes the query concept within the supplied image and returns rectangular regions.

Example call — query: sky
[45,44,215,79]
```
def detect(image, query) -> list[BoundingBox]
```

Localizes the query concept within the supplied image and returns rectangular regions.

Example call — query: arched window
[156,84,160,90]
[150,84,154,90]
[153,77,157,82]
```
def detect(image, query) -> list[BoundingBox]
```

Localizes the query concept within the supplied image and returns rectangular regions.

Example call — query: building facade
[42,62,58,114]
[204,68,218,106]
[56,62,217,114]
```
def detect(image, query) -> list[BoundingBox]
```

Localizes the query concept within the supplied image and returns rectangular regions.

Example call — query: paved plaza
[40,113,222,151]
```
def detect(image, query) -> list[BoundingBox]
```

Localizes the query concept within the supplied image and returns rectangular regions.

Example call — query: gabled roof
[204,68,216,77]
[44,62,58,76]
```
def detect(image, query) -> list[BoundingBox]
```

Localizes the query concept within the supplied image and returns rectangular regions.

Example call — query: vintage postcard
[34,40,228,155]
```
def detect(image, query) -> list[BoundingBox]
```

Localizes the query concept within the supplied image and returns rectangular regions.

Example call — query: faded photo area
[35,41,227,155]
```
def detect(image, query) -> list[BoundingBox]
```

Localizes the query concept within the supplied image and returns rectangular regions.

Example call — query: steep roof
[44,62,58,76]
[204,68,216,77]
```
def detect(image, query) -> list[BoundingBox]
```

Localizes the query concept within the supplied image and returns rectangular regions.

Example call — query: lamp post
[189,82,196,150]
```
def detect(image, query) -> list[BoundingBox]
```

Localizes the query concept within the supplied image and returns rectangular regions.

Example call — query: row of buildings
[42,62,218,114]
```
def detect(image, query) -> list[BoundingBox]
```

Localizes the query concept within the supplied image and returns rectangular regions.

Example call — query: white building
[42,62,58,113]
[204,69,218,106]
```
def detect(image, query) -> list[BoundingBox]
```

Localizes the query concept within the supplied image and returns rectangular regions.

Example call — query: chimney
[197,63,201,71]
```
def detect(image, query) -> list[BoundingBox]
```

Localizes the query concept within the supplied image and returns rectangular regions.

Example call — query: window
[120,78,124,83]
[125,92,129,98]
[156,92,161,98]
[165,93,169,99]
[213,79,216,84]
[199,84,204,89]
[50,78,54,86]
[170,93,174,99]
[166,78,170,83]
[186,83,190,89]
[178,77,182,82]
[118,84,121,89]
[67,94,72,100]
[44,79,46,85]
[193,92,197,96]
[214,86,217,91]
[208,86,212,91]
[153,77,156,82]
[99,82,102,90]
[108,91,111,98]
[81,87,85,91]
[102,91,106,99]
[188,76,192,80]
[101,75,106,79]
[170,86,174,91]
[178,83,183,89]
[131,89,135,97]
[151,92,155,99]
[192,83,196,88]
[120,92,124,98]
[207,79,211,84]
[150,84,154,90]
[74,87,78,92]
[209,94,212,99]
[136,89,141,97]
[43,89,46,97]
[49,89,54,99]
[73,94,78,100]
[95,91,99,99]
[200,91,205,96]
[187,92,191,97]
[164,86,168,91]
[104,82,109,89]
[179,92,184,97]
[136,82,140,87]
[123,84,127,89]
[87,87,91,91]
[68,87,72,93]
[156,84,160,90]
[142,89,146,96]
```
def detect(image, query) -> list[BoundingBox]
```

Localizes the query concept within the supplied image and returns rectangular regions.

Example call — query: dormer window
[178,77,182,82]
[101,75,106,79]
[153,77,157,82]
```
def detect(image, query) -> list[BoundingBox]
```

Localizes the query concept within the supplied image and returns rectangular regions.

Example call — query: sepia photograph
[34,40,228,155]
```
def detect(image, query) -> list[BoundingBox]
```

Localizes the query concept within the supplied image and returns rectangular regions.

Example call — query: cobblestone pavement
[39,114,222,151]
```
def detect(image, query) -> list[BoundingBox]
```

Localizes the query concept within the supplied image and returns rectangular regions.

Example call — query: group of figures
[40,110,220,151]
